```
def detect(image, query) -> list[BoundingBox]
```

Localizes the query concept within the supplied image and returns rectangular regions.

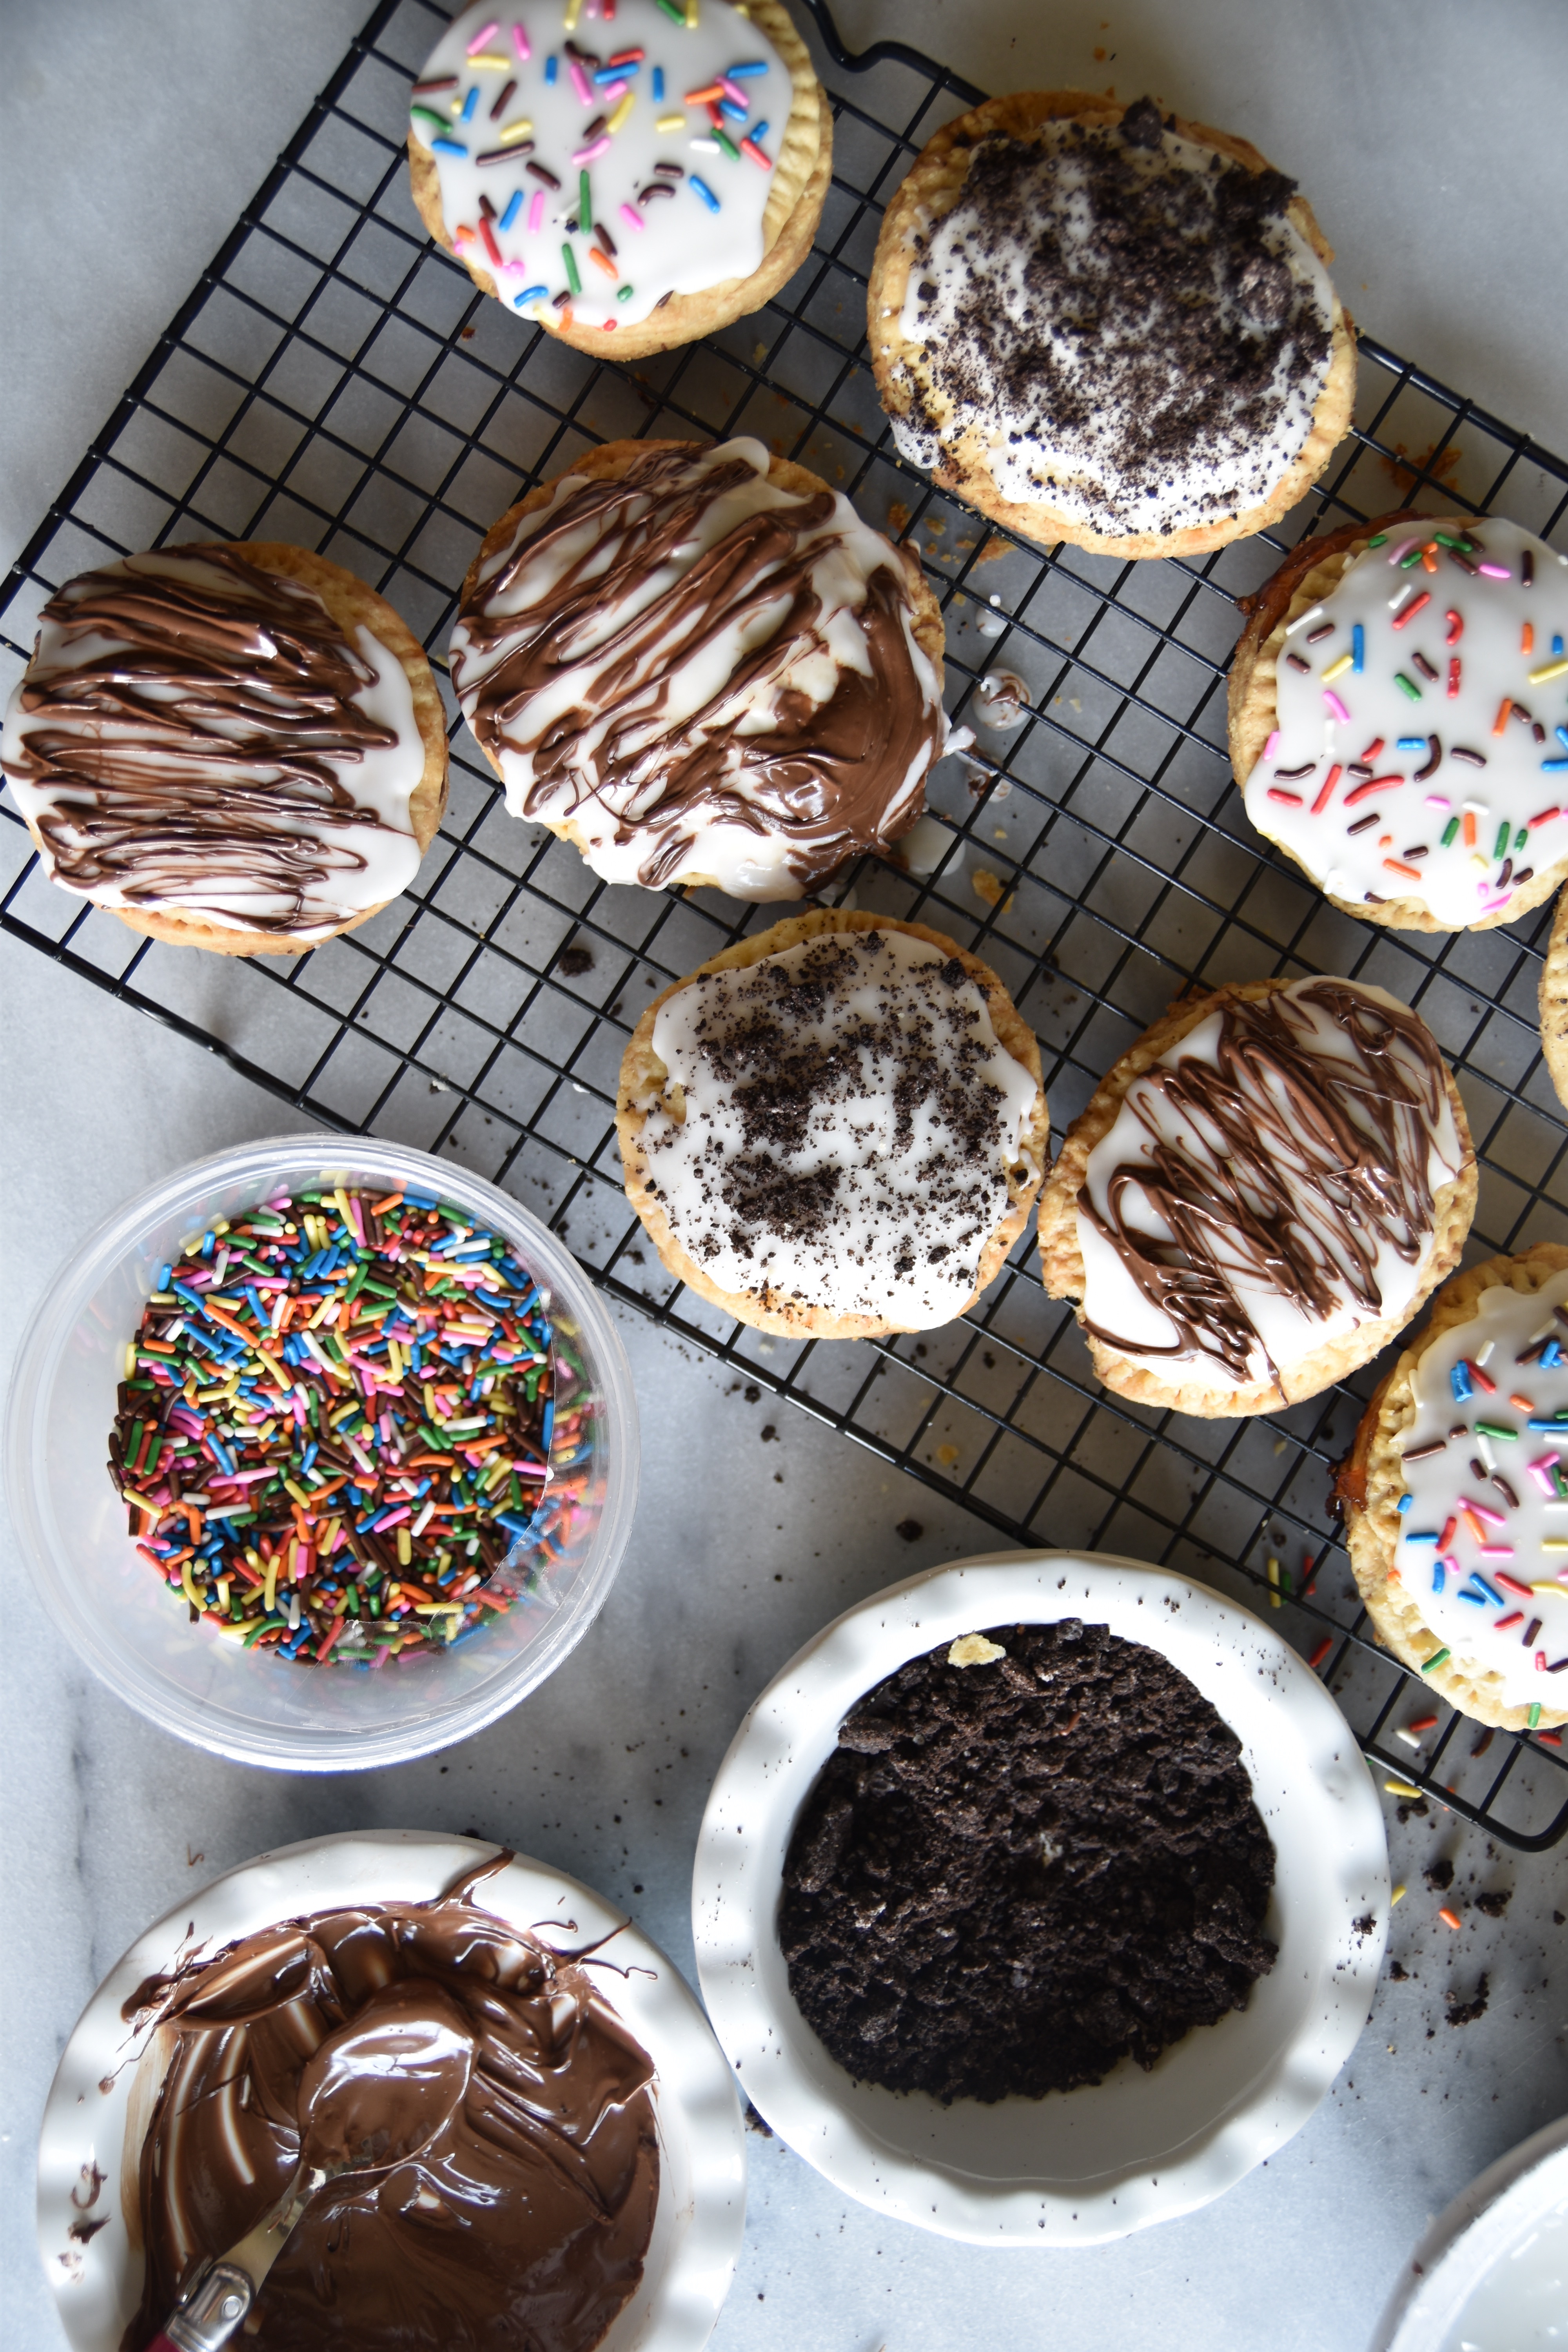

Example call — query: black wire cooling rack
[3,0,1566,1847]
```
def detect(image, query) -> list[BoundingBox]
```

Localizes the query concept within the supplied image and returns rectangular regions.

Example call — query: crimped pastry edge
[1540,885,1568,1112]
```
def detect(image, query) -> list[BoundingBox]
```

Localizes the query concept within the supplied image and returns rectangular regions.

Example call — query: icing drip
[121,1855,659,2352]
[450,437,947,900]
[413,0,789,332]
[640,927,1040,1324]
[1244,517,1568,926]
[891,101,1334,537]
[0,547,425,940]
[1076,979,1463,1398]
[1394,1271,1568,1706]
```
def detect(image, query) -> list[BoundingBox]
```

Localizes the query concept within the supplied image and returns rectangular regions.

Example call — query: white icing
[1075,979,1463,1402]
[413,0,788,333]
[447,436,947,899]
[0,551,425,941]
[893,118,1334,537]
[640,926,1041,1325]
[1245,518,1568,926]
[1394,1270,1568,1707]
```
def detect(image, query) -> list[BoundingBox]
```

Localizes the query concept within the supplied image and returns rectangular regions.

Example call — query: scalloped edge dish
[38,1831,745,2350]
[692,1550,1388,2245]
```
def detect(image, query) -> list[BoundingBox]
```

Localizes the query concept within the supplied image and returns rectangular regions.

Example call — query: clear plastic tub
[5,1136,638,1771]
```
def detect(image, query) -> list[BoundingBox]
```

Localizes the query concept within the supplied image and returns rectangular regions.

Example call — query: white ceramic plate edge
[37,1830,744,2352]
[1369,2112,1568,2352]
[692,1550,1388,2246]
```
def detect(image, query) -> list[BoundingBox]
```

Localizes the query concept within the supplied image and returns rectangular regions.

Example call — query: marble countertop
[3,6,1566,2350]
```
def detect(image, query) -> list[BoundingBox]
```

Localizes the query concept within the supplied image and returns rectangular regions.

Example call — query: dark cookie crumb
[1388,1960,1408,1981]
[1446,1975,1490,2028]
[780,1619,1276,2104]
[557,942,594,977]
[902,109,1330,536]
[895,1518,924,1542]
[1424,1858,1455,1893]
[1473,1889,1512,1918]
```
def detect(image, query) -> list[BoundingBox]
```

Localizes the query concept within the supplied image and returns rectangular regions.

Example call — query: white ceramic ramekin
[693,1549,1388,2245]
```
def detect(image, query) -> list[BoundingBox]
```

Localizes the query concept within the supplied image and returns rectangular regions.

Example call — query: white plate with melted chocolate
[693,1550,1388,2244]
[37,1832,745,2352]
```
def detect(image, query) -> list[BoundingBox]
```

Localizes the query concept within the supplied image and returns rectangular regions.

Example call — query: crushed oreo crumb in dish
[780,1619,1277,2103]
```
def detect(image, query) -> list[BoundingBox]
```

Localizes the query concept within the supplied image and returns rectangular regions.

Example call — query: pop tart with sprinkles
[1338,1243,1568,1735]
[406,0,830,356]
[1229,510,1568,931]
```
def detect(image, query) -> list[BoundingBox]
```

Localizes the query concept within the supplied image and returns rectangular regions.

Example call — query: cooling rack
[3,0,1566,1847]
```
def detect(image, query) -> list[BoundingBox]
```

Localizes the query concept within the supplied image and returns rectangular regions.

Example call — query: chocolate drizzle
[451,445,944,895]
[1,547,418,935]
[1078,981,1457,1386]
[121,1855,658,2352]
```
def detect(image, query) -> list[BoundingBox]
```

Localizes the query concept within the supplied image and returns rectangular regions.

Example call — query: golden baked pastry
[407,0,829,359]
[868,91,1354,559]
[1230,511,1568,932]
[1037,975,1476,1416]
[449,437,950,900]
[1335,1243,1568,1733]
[0,541,447,958]
[616,908,1049,1338]
[1541,885,1568,1111]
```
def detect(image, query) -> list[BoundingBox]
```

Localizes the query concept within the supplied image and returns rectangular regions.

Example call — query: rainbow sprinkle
[108,1187,582,1668]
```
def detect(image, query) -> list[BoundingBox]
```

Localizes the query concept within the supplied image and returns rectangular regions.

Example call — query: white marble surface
[4,6,1568,2351]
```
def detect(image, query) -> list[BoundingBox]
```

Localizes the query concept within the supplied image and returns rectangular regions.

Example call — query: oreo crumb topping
[643,930,1036,1322]
[895,105,1333,537]
[780,1619,1277,2103]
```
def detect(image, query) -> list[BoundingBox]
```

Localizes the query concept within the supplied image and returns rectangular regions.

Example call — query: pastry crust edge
[1537,884,1568,1112]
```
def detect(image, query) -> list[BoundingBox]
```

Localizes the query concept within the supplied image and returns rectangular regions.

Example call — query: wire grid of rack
[3,0,1566,1846]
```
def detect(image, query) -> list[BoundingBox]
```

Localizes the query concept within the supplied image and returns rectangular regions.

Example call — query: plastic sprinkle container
[6,1137,637,1770]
